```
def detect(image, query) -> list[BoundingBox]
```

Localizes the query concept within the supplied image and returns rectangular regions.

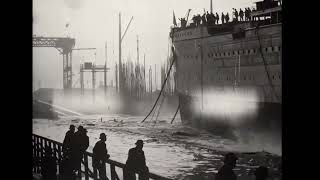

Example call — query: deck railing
[32,133,172,180]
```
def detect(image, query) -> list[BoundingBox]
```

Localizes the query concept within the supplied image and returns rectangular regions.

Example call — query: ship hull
[178,93,281,138]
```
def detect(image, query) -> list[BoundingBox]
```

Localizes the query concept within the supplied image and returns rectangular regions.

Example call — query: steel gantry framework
[33,36,97,91]
[33,36,76,89]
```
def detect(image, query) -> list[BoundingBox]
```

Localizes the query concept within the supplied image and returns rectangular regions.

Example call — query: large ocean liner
[170,0,282,136]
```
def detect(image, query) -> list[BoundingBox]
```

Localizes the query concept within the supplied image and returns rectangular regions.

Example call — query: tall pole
[144,54,146,94]
[155,64,157,91]
[210,0,213,13]
[119,13,122,93]
[92,63,96,102]
[115,63,118,92]
[137,35,140,99]
[137,35,139,66]
[150,66,152,93]
[104,41,107,95]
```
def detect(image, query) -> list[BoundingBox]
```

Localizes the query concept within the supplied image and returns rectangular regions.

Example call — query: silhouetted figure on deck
[206,11,211,25]
[72,126,89,178]
[233,8,239,21]
[179,18,187,28]
[201,13,207,25]
[124,140,149,180]
[215,153,238,180]
[221,13,225,24]
[93,133,110,180]
[216,12,219,24]
[239,8,244,21]
[254,166,269,180]
[225,13,230,23]
[245,8,249,21]
[247,8,252,21]
[211,12,216,25]
[63,125,75,158]
[41,146,57,180]
[196,14,201,26]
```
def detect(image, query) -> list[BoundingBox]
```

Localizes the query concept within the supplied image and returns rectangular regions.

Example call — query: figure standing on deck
[239,8,244,21]
[211,12,216,25]
[225,13,230,23]
[72,126,89,178]
[124,140,149,180]
[196,14,201,26]
[206,11,211,25]
[93,133,110,180]
[201,13,207,25]
[215,153,238,180]
[192,15,197,26]
[41,146,57,180]
[215,12,219,24]
[233,8,239,21]
[221,13,225,24]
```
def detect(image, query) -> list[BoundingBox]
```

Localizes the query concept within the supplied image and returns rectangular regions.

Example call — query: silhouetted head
[254,166,269,180]
[100,133,107,142]
[83,128,87,134]
[135,140,144,149]
[69,125,75,132]
[223,153,238,168]
[77,125,84,132]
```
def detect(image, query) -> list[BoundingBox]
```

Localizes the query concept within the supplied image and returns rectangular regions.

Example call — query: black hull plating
[178,93,281,138]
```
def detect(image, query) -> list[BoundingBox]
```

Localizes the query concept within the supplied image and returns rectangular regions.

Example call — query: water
[33,114,281,179]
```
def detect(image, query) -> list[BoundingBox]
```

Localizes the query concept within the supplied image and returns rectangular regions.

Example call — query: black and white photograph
[32,0,282,179]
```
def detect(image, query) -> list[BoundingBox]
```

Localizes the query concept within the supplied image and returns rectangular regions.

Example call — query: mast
[137,35,140,98]
[144,54,146,94]
[119,13,122,93]
[104,41,107,95]
[155,64,157,91]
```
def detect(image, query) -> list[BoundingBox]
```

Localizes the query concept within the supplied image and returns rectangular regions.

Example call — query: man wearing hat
[93,133,110,180]
[72,126,89,178]
[62,124,75,158]
[215,152,238,180]
[61,125,75,180]
[124,140,149,180]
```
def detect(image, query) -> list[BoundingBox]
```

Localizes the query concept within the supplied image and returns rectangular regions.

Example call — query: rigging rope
[170,104,180,124]
[256,25,280,101]
[141,46,176,123]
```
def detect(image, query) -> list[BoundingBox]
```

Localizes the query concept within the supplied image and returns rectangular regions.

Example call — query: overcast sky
[33,0,256,89]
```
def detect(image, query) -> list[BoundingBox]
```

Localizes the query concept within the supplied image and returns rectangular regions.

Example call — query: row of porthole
[181,73,281,81]
[207,47,281,58]
[175,31,193,38]
[181,46,281,60]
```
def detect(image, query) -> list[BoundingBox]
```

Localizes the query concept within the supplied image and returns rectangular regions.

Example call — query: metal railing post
[84,154,89,180]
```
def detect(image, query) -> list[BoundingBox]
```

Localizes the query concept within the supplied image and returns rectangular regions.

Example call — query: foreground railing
[32,133,172,180]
